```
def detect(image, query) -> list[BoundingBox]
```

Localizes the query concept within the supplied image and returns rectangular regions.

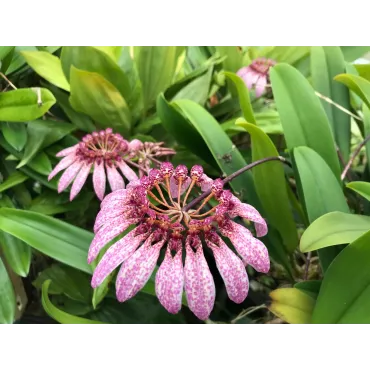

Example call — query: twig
[304,252,312,280]
[0,72,17,90]
[182,156,290,212]
[336,145,352,181]
[341,133,370,181]
[231,304,267,324]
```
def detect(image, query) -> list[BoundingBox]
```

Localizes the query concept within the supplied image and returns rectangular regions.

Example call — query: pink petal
[93,161,106,201]
[169,176,192,199]
[199,174,213,192]
[88,215,137,264]
[70,162,92,201]
[117,161,138,182]
[236,66,249,79]
[126,179,141,189]
[116,236,165,302]
[91,227,148,288]
[106,165,125,192]
[184,235,215,321]
[254,75,267,98]
[56,144,79,157]
[155,240,184,314]
[57,160,83,193]
[229,195,267,237]
[48,153,76,181]
[220,220,270,273]
[94,203,130,233]
[206,234,249,304]
[100,188,130,209]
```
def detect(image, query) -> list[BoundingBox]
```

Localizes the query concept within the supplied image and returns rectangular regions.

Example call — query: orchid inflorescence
[48,128,270,320]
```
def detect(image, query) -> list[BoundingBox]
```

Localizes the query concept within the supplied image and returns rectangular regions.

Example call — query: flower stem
[182,156,290,212]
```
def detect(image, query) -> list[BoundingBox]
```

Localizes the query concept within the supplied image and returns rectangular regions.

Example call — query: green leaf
[0,47,14,62]
[0,208,93,274]
[69,67,131,135]
[362,104,370,174]
[294,280,322,299]
[1,122,27,151]
[269,288,315,324]
[270,63,340,179]
[215,46,243,73]
[347,181,370,201]
[0,48,15,74]
[224,72,256,124]
[340,46,370,62]
[312,230,370,323]
[41,280,104,324]
[236,119,298,253]
[300,211,370,253]
[292,147,349,271]
[334,74,370,109]
[21,51,70,91]
[311,47,351,161]
[135,46,178,111]
[0,171,28,192]
[262,46,310,65]
[0,257,15,324]
[27,151,52,176]
[93,47,123,62]
[0,88,56,122]
[354,64,370,82]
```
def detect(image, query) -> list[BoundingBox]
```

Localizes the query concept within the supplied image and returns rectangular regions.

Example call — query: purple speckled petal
[117,161,138,182]
[220,220,270,273]
[229,195,267,237]
[94,205,125,233]
[155,240,184,314]
[106,165,125,192]
[169,175,192,198]
[69,162,92,201]
[57,160,83,193]
[206,235,249,304]
[56,144,79,157]
[88,215,138,264]
[100,188,130,209]
[199,174,213,192]
[93,161,106,201]
[184,235,215,321]
[48,153,76,181]
[116,237,165,302]
[91,227,149,288]
[126,179,141,189]
[254,75,267,98]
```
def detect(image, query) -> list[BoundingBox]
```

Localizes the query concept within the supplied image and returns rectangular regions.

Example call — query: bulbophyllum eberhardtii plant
[49,128,282,320]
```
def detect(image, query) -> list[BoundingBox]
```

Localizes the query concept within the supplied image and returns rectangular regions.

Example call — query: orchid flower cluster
[49,67,271,319]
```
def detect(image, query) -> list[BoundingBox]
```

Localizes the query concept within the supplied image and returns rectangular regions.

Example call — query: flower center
[251,58,276,75]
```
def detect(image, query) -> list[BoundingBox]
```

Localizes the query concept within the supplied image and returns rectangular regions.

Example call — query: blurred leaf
[335,74,370,109]
[0,171,28,192]
[271,63,340,179]
[262,46,310,65]
[135,46,178,111]
[0,257,15,324]
[224,72,256,124]
[21,51,70,91]
[1,122,27,151]
[292,147,349,271]
[340,46,370,62]
[300,211,370,253]
[28,151,52,176]
[41,280,103,324]
[347,181,370,201]
[236,119,298,253]
[0,88,56,122]
[6,46,37,75]
[294,280,322,299]
[345,63,363,110]
[215,46,243,73]
[311,47,351,161]
[0,208,93,274]
[0,47,14,62]
[93,46,123,61]
[363,104,370,174]
[269,288,315,324]
[354,64,370,82]
[0,47,15,74]
[50,295,93,316]
[312,230,370,323]
[69,67,131,135]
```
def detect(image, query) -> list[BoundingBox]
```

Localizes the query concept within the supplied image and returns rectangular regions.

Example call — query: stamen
[182,179,195,207]
[190,193,214,215]
[164,177,176,207]
[154,184,172,208]
[148,203,169,214]
[148,190,176,210]
[177,178,183,207]
[190,206,217,218]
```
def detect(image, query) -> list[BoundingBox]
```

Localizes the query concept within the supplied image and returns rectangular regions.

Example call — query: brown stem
[182,156,290,212]
[0,72,17,90]
[341,134,370,181]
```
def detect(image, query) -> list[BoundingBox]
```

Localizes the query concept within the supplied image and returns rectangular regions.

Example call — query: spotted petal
[93,161,106,201]
[117,161,138,182]
[100,188,131,209]
[184,235,215,321]
[254,75,267,98]
[155,240,184,314]
[70,162,92,200]
[169,176,192,199]
[57,160,83,193]
[56,144,79,157]
[106,165,125,192]
[48,153,76,181]
[116,237,165,302]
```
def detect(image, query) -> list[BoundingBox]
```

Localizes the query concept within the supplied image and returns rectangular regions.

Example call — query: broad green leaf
[41,280,104,324]
[0,47,14,62]
[224,72,256,124]
[50,295,93,316]
[236,119,298,253]
[355,64,370,82]
[300,211,370,253]
[340,46,370,62]
[135,46,178,111]
[312,230,370,323]
[0,171,28,192]
[0,257,15,324]
[0,88,56,122]
[269,288,315,324]
[345,63,363,110]
[363,104,370,173]
[93,46,123,62]
[5,46,37,75]
[347,181,370,201]
[61,46,133,107]
[0,208,93,274]
[311,47,351,161]
[1,122,27,151]
[0,47,15,74]
[262,46,310,65]
[69,67,131,135]
[294,280,322,299]
[335,74,370,109]
[270,63,340,179]
[215,46,243,73]
[292,147,349,271]
[21,51,70,91]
